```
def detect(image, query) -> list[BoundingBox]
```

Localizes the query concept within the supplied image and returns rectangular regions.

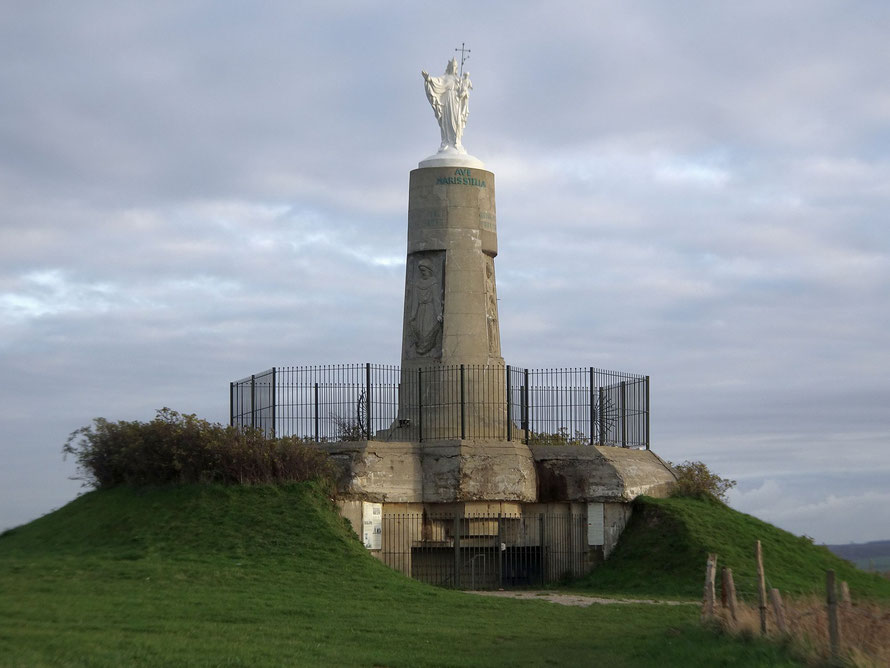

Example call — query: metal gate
[380,512,590,589]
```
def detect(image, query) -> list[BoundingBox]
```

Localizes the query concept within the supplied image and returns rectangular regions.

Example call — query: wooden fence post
[826,570,842,664]
[769,588,787,633]
[724,567,738,623]
[839,580,851,608]
[702,553,717,621]
[755,540,767,634]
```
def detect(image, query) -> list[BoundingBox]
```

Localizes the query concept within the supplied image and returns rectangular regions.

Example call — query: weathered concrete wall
[531,445,676,503]
[338,495,643,581]
[402,167,501,367]
[324,441,674,577]
[604,501,634,559]
[397,166,506,438]
[318,439,536,503]
[321,440,675,504]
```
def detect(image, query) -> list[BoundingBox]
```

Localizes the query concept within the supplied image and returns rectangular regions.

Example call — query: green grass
[574,495,890,601]
[0,484,804,667]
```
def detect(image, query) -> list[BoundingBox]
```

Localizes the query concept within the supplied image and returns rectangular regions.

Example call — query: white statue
[422,58,470,154]
[458,71,472,144]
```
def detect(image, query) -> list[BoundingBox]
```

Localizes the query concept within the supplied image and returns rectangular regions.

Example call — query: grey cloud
[2,2,889,542]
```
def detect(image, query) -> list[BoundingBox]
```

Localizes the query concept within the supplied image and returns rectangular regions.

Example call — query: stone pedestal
[397,166,505,437]
[319,440,676,504]
[320,440,537,503]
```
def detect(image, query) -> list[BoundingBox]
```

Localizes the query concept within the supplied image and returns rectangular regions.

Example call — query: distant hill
[825,540,890,571]
[574,495,890,600]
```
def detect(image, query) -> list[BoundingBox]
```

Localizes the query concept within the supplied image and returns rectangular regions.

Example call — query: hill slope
[0,482,368,564]
[0,483,802,667]
[575,495,890,600]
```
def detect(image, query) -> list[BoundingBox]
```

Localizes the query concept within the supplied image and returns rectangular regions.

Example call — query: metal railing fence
[230,363,649,448]
[380,512,590,589]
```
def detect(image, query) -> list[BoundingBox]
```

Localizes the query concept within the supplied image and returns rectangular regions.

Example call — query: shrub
[528,427,588,446]
[63,408,337,490]
[669,460,736,503]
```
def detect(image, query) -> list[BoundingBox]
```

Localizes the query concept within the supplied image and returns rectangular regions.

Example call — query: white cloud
[654,158,730,188]
[0,270,120,321]
[729,479,890,544]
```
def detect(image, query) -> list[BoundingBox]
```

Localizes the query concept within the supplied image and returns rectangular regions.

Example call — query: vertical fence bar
[229,382,234,427]
[645,375,650,450]
[506,366,513,442]
[271,368,277,436]
[365,363,372,441]
[598,386,605,445]
[417,368,423,443]
[313,382,319,442]
[523,368,530,445]
[539,514,546,587]
[588,367,595,446]
[497,514,503,588]
[620,380,627,447]
[460,364,466,440]
[250,374,256,429]
[453,515,461,589]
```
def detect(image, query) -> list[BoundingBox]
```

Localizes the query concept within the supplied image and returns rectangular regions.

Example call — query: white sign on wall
[362,501,383,551]
[587,502,604,546]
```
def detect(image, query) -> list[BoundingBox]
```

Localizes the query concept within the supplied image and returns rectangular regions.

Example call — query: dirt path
[468,590,696,607]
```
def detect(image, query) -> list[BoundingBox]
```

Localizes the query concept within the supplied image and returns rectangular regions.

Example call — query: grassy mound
[0,484,805,666]
[575,495,890,601]
[0,483,360,563]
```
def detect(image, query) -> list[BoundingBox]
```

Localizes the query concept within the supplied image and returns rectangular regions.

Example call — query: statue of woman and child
[422,58,473,154]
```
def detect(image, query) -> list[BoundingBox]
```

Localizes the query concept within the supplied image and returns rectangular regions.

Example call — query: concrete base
[316,439,675,504]
[532,445,677,502]
[322,441,677,583]
[318,439,537,503]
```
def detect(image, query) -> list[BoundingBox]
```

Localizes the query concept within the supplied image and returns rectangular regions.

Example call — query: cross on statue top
[454,42,471,76]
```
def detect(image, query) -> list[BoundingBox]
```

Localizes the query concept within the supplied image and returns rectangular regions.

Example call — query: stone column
[398,165,505,439]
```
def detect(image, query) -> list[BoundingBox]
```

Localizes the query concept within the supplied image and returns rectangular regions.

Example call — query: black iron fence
[380,512,590,589]
[230,364,649,448]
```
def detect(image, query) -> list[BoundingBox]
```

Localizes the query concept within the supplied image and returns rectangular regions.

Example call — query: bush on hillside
[63,408,337,489]
[669,460,736,503]
[528,427,588,446]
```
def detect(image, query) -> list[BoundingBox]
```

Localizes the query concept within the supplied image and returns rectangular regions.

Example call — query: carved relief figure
[408,258,443,356]
[422,58,468,153]
[485,259,500,355]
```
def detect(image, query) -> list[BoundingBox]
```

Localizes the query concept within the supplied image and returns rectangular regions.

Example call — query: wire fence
[230,363,649,448]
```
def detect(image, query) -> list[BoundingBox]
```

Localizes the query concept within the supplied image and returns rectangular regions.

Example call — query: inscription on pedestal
[435,168,487,188]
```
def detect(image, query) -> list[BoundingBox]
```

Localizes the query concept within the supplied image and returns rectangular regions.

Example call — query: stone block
[316,439,537,503]
[531,445,676,502]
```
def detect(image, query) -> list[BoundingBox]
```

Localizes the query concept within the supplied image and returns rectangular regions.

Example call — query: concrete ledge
[317,440,675,504]
[531,445,677,502]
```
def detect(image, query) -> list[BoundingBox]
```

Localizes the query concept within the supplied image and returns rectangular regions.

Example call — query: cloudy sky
[2,1,888,545]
